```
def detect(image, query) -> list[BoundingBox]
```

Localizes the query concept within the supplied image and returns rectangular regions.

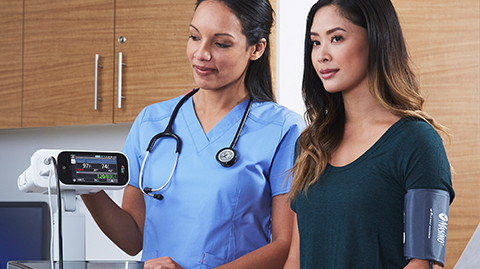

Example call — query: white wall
[276,0,317,114]
[0,0,315,261]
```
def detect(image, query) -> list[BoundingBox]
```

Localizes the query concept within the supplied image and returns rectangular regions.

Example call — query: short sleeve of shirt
[290,118,455,211]
[122,108,147,189]
[122,97,179,190]
[269,113,305,197]
[400,120,455,202]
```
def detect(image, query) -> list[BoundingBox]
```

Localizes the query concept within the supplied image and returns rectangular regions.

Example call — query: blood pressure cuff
[404,188,450,266]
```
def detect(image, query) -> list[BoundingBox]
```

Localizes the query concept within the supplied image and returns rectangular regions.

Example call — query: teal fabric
[292,117,455,269]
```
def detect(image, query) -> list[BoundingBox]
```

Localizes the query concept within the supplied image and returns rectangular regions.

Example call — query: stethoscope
[139,88,253,200]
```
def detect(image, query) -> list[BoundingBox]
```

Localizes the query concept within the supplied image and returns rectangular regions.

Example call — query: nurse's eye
[215,42,231,48]
[189,35,200,41]
[332,35,343,42]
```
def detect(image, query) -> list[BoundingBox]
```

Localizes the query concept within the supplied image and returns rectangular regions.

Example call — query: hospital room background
[0,0,479,268]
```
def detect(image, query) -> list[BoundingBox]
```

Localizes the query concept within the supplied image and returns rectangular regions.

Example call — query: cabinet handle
[118,52,127,108]
[94,54,104,110]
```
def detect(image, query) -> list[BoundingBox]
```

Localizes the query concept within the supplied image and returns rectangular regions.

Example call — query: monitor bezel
[0,201,51,262]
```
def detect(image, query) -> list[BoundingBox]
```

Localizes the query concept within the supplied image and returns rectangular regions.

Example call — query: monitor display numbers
[57,151,128,186]
[71,154,119,183]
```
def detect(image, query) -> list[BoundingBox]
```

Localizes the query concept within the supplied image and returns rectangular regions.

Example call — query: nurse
[81,0,305,268]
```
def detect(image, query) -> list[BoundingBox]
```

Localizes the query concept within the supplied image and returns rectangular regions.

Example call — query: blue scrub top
[123,91,305,269]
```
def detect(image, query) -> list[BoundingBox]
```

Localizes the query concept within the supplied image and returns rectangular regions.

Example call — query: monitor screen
[69,153,121,183]
[0,202,50,269]
[56,151,128,186]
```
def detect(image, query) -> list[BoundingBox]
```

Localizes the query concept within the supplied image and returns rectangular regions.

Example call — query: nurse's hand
[143,256,184,269]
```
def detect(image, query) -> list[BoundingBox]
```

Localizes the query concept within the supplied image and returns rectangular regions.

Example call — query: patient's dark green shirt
[291,118,455,269]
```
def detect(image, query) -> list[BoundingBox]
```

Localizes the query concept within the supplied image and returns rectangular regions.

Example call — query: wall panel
[392,0,480,267]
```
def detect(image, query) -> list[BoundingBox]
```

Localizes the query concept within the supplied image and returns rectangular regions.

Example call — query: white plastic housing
[18,149,129,195]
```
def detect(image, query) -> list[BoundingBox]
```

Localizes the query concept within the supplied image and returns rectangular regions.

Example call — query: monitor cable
[52,157,64,269]
[46,165,55,269]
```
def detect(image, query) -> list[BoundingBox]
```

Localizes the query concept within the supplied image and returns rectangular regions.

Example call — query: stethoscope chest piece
[216,147,237,167]
[140,89,253,200]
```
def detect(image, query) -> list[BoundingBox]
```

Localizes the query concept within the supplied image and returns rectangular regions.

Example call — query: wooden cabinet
[22,0,196,128]
[0,0,23,129]
[114,0,196,123]
[4,0,275,128]
[23,0,115,127]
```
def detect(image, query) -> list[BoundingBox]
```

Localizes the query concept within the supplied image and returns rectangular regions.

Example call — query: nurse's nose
[194,42,212,61]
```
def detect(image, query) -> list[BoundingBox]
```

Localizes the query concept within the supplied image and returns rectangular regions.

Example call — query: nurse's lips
[319,68,339,79]
[194,65,217,76]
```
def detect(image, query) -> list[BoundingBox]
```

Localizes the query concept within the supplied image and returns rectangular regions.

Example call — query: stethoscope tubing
[230,98,253,148]
[139,150,179,196]
[145,89,199,153]
[140,88,252,199]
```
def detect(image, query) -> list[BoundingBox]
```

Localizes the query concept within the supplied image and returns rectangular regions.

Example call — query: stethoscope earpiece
[143,187,164,200]
[216,147,237,167]
[153,194,164,200]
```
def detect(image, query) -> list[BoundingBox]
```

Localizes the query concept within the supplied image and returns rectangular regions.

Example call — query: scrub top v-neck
[123,91,305,269]
[182,96,250,152]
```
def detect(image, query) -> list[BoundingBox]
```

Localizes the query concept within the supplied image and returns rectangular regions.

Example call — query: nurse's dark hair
[289,0,449,198]
[195,0,275,102]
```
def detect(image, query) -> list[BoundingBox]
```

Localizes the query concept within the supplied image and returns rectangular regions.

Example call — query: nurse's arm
[283,214,300,269]
[216,193,294,269]
[81,185,145,256]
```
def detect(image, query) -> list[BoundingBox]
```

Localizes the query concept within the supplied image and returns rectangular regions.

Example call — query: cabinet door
[0,0,23,129]
[114,0,196,123]
[23,0,115,127]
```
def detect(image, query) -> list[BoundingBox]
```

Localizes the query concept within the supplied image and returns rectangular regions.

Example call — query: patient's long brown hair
[289,0,449,198]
